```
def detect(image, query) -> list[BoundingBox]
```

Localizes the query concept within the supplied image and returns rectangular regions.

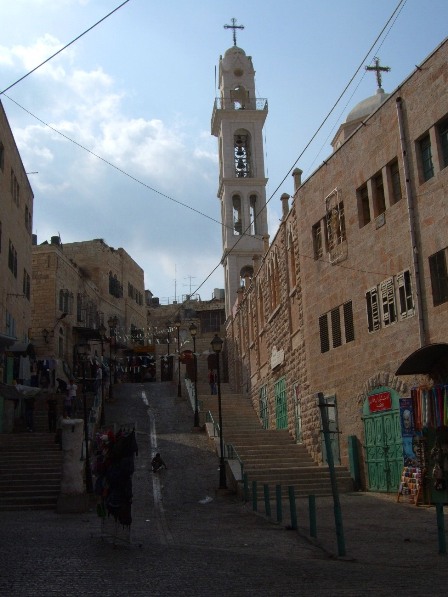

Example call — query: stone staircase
[0,432,63,510]
[199,387,353,498]
[0,396,63,511]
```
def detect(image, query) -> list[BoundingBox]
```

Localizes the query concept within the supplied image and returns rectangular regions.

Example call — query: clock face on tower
[234,68,243,77]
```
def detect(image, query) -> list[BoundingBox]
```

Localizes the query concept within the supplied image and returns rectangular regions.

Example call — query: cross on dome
[365,57,391,90]
[224,18,245,47]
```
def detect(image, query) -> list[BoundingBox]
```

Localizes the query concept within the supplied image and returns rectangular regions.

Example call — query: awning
[0,333,17,350]
[395,343,448,375]
[6,342,35,357]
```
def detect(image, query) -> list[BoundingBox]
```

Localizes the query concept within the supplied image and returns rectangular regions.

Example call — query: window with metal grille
[326,201,346,251]
[331,307,342,348]
[343,301,355,342]
[397,270,414,317]
[429,248,448,306]
[366,287,381,332]
[319,314,330,353]
[380,278,397,326]
[419,134,434,181]
[366,270,415,331]
[198,309,225,333]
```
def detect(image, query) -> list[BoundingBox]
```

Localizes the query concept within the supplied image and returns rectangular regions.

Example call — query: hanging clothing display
[93,427,138,528]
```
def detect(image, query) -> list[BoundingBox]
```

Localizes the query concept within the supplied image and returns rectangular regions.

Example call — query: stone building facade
[0,100,34,368]
[32,238,146,380]
[226,38,448,491]
[145,294,226,384]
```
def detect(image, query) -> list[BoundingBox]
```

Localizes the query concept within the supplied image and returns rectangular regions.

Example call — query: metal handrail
[226,442,244,478]
[213,97,268,111]
[205,410,220,438]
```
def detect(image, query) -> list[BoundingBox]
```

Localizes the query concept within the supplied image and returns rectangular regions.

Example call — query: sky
[1,0,447,304]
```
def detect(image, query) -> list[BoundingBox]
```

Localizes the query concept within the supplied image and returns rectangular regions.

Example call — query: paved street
[0,382,447,596]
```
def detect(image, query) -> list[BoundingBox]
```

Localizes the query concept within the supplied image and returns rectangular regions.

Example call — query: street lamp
[174,316,182,398]
[107,316,118,402]
[189,323,199,427]
[211,334,226,489]
[99,323,107,426]
[78,345,93,494]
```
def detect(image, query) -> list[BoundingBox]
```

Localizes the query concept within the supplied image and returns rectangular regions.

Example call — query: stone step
[0,494,59,510]
[0,471,61,482]
[204,391,353,496]
[0,432,63,511]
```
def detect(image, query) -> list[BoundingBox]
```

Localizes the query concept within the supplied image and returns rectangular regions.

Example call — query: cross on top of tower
[224,18,245,47]
[365,57,391,90]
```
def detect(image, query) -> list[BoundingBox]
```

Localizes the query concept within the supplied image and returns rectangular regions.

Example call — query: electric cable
[4,0,407,304]
[0,0,132,97]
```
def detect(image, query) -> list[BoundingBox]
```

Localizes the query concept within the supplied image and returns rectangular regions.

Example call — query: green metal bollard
[252,480,258,512]
[309,494,317,538]
[288,486,297,530]
[436,503,446,554]
[263,484,271,518]
[276,484,283,523]
[243,473,249,502]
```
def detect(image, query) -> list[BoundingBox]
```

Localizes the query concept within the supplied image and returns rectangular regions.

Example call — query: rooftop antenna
[184,275,197,295]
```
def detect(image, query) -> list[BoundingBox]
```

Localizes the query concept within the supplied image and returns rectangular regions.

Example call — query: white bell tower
[211,20,269,316]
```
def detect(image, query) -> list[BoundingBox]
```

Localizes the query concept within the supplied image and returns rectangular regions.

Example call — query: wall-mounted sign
[271,346,284,370]
[368,391,392,413]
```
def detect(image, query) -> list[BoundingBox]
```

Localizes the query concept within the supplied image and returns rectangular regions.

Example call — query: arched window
[234,130,251,178]
[233,194,242,235]
[240,265,253,288]
[249,194,258,235]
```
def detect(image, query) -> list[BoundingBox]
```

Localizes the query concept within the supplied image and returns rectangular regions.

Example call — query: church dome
[346,88,389,122]
[224,46,246,57]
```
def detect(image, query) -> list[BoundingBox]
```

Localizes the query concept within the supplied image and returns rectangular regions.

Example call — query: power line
[0,0,132,96]
[190,0,408,298]
[4,93,222,226]
[4,0,407,305]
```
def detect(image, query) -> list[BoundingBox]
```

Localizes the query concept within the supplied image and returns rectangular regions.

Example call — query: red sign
[368,392,392,413]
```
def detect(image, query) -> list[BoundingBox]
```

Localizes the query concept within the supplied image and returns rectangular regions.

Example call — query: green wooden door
[363,388,403,492]
[275,377,288,429]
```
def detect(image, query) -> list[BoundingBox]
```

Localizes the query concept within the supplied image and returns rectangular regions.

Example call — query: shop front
[395,343,448,504]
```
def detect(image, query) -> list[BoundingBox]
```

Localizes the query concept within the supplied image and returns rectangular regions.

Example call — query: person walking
[65,379,78,417]
[208,369,217,395]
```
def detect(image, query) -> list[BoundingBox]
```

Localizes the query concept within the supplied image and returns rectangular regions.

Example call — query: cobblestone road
[0,382,447,596]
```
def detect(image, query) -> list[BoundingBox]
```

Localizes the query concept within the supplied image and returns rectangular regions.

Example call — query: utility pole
[317,392,346,557]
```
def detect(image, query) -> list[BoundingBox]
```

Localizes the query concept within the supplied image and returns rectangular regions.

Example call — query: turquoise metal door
[275,377,288,429]
[363,388,403,492]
